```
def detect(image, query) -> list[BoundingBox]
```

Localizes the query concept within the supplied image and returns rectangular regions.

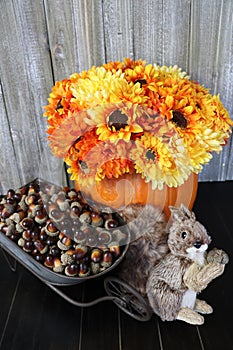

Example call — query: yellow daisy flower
[131,132,192,189]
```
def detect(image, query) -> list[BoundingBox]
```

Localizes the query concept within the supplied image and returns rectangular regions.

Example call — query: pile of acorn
[0,179,128,277]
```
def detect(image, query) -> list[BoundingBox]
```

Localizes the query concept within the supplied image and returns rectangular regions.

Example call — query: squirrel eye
[181,231,187,239]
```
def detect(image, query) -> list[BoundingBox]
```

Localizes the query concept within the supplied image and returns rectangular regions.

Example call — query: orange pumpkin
[75,173,198,219]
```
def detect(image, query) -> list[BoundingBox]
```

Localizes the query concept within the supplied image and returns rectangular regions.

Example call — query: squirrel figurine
[119,204,229,325]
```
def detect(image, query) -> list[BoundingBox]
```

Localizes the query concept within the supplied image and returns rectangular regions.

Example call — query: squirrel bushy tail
[118,204,169,296]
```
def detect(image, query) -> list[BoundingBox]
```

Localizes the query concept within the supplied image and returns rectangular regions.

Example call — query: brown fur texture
[119,203,228,324]
[118,204,169,296]
[146,205,228,323]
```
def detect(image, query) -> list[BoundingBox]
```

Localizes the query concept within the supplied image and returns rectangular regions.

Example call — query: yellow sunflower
[85,103,143,142]
[130,132,192,189]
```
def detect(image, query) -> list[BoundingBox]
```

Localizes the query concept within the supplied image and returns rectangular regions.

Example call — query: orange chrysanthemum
[43,58,232,188]
[65,132,134,187]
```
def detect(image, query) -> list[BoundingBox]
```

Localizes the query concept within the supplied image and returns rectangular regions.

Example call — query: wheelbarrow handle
[44,280,120,307]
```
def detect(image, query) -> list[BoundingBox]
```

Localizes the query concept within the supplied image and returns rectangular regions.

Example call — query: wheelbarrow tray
[0,231,128,286]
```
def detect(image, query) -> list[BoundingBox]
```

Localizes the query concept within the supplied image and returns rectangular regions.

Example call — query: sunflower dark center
[56,99,63,111]
[146,150,156,161]
[78,160,89,173]
[134,79,147,87]
[171,111,188,129]
[108,110,128,131]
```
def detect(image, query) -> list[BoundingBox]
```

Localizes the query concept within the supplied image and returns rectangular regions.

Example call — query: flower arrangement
[44,58,232,191]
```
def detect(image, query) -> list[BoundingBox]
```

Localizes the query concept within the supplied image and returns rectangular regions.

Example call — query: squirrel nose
[193,241,202,249]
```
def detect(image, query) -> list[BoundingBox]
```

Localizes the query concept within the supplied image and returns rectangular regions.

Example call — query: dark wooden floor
[0,181,233,350]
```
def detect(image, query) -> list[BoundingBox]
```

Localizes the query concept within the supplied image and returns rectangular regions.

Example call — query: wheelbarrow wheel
[104,276,153,322]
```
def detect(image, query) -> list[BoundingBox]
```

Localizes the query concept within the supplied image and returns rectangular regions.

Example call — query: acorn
[67,190,77,201]
[28,183,39,194]
[22,229,32,241]
[65,263,79,277]
[20,218,34,230]
[1,208,11,219]
[25,193,38,205]
[50,245,61,258]
[45,221,59,237]
[57,199,70,212]
[91,248,102,263]
[34,207,48,224]
[31,248,39,257]
[91,212,103,227]
[18,237,25,247]
[104,219,118,230]
[13,192,22,203]
[70,201,82,217]
[101,212,112,222]
[79,211,92,224]
[73,230,86,244]
[86,234,98,247]
[23,240,34,253]
[39,229,48,242]
[72,245,88,260]
[61,249,75,265]
[34,240,48,254]
[35,254,45,264]
[98,230,112,245]
[91,262,100,274]
[10,233,19,242]
[101,251,113,268]
[27,204,36,217]
[7,189,15,199]
[44,254,54,268]
[109,243,121,258]
[57,236,72,250]
[70,206,81,219]
[46,236,57,247]
[48,204,64,222]
[53,258,64,273]
[30,229,39,241]
[112,229,128,243]
[79,262,90,277]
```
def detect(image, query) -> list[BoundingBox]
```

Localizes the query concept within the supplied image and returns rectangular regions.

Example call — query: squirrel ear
[180,204,196,220]
[169,206,184,221]
[169,204,196,221]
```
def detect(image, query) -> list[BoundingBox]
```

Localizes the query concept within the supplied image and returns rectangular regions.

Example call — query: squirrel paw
[207,248,229,265]
[177,308,204,325]
[194,299,213,314]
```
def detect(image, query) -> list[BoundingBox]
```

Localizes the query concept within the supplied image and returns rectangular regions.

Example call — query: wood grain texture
[189,0,233,181]
[0,0,63,194]
[43,0,105,80]
[102,0,134,61]
[0,0,232,192]
[0,82,19,193]
[133,0,164,64]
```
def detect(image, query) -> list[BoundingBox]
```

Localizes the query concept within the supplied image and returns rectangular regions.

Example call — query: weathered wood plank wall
[0,0,232,194]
